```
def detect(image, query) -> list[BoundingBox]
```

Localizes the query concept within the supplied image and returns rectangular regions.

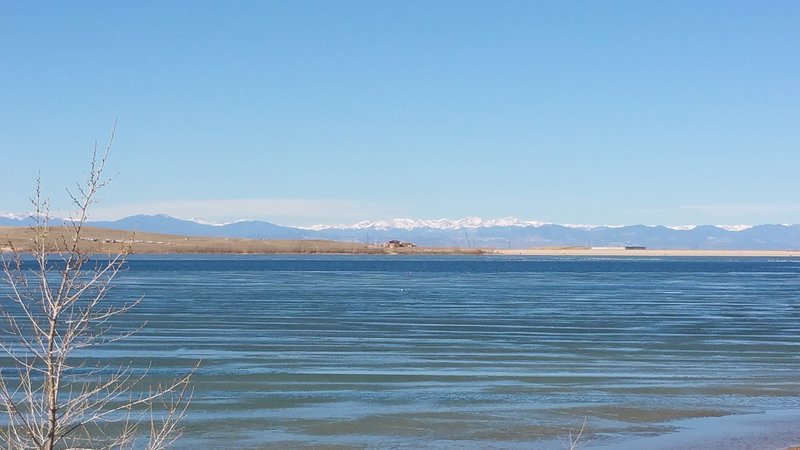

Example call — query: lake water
[11,255,800,448]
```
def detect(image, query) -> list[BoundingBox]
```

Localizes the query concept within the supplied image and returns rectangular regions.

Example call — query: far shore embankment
[490,247,800,257]
[0,226,484,255]
[2,226,798,257]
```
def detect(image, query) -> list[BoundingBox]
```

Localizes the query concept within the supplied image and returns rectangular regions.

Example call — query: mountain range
[2,214,800,250]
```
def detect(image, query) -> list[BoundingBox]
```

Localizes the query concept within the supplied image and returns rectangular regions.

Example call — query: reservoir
[11,255,800,448]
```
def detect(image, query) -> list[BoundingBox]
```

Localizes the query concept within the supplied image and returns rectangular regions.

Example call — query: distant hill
[90,214,312,240]
[0,214,311,240]
[2,214,800,250]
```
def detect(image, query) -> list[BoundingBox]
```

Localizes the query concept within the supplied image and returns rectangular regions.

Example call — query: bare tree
[0,129,193,449]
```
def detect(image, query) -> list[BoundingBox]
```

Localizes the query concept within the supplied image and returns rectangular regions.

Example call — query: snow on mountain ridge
[563,223,606,230]
[303,217,760,232]
[716,224,753,232]
[666,225,698,231]
[190,217,227,226]
[189,217,255,227]
[307,217,565,231]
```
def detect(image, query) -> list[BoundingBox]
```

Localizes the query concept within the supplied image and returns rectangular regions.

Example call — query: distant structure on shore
[384,240,416,249]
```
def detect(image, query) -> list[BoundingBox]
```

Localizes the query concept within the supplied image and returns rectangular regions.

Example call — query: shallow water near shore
[12,255,800,448]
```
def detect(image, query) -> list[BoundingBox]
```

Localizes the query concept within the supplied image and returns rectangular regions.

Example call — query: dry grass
[0,226,485,255]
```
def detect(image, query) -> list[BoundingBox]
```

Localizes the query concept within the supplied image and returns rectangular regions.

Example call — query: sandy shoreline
[490,248,800,257]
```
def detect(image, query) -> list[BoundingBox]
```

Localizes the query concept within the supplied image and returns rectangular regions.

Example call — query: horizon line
[3,211,793,232]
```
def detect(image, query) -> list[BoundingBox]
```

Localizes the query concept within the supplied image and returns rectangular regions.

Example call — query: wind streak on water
[7,256,800,448]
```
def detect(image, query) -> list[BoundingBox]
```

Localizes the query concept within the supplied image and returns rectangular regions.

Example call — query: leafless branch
[0,128,194,449]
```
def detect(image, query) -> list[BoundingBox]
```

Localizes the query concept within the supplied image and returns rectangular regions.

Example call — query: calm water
[8,255,800,448]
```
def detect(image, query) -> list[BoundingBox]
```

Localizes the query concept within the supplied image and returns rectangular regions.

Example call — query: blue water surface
[7,255,800,448]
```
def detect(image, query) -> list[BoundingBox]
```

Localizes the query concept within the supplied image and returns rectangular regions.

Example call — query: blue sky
[1,1,798,226]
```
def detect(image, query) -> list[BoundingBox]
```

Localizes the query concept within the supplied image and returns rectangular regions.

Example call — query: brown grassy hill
[0,226,484,255]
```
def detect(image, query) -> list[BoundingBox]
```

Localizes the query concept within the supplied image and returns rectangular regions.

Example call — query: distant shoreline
[490,247,800,257]
[2,226,798,257]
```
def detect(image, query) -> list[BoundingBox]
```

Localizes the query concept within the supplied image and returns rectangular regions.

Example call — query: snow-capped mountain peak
[189,217,226,226]
[666,225,698,231]
[716,224,753,232]
[189,217,256,227]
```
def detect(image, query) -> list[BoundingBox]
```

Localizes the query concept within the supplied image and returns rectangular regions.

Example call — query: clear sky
[1,1,798,226]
